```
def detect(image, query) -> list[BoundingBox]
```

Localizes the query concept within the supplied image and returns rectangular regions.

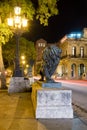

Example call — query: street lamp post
[7,6,28,77]
[14,33,22,77]
[7,7,31,93]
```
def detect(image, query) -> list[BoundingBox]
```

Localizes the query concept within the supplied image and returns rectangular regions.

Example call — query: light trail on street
[55,79,87,111]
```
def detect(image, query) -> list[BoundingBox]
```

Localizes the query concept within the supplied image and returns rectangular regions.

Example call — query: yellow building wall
[57,37,87,80]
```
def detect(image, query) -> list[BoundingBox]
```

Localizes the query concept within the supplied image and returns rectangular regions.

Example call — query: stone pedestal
[36,90,73,119]
[8,77,30,93]
[31,82,73,119]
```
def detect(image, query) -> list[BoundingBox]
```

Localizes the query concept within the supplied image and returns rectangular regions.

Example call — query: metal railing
[61,54,87,59]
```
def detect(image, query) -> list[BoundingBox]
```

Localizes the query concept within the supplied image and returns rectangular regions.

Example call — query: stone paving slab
[0,90,87,130]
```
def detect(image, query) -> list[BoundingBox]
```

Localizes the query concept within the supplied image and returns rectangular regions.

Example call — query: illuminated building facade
[56,28,87,80]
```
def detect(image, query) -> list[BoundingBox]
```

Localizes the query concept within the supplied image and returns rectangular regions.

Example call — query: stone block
[37,90,72,106]
[8,77,30,93]
[36,106,73,118]
[36,90,73,119]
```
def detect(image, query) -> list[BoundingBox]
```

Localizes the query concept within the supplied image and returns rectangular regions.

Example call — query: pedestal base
[36,106,73,119]
[31,82,73,119]
[8,77,30,93]
[36,90,73,119]
[42,82,62,88]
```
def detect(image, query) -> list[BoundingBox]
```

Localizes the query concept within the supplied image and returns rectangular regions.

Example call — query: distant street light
[7,6,28,77]
[21,55,25,61]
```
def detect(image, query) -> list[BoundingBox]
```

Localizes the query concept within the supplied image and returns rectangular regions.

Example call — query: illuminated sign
[67,32,82,39]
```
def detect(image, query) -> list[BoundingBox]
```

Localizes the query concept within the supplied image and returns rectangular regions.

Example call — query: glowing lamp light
[14,6,21,15]
[7,6,28,29]
[14,16,21,24]
[22,18,28,27]
[21,55,25,60]
[26,64,29,68]
[22,60,26,65]
[7,18,13,26]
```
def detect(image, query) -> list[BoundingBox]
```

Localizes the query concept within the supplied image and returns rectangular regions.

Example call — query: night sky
[25,0,87,43]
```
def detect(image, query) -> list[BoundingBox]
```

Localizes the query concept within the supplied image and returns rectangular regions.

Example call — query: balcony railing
[61,54,87,59]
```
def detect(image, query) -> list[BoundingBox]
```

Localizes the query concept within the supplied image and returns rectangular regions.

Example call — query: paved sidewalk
[0,90,87,130]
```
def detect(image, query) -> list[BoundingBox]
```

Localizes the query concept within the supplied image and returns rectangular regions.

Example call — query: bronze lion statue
[42,45,62,83]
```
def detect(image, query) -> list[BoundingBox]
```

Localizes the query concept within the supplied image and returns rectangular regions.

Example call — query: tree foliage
[2,37,36,69]
[0,0,58,88]
[0,23,13,45]
[0,0,35,23]
[36,0,58,26]
[0,0,58,26]
[19,37,36,61]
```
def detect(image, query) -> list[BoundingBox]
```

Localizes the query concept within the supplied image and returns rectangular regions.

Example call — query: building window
[66,50,67,56]
[71,64,76,77]
[80,47,84,57]
[43,43,45,47]
[38,43,41,47]
[38,43,46,47]
[72,46,76,56]
[79,64,84,76]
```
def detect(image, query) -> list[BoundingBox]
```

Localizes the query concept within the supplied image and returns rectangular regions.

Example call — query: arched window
[72,46,76,56]
[71,64,76,77]
[80,47,84,57]
[79,64,84,76]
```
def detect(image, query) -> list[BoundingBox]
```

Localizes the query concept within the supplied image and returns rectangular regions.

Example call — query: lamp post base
[8,77,31,93]
[13,69,23,77]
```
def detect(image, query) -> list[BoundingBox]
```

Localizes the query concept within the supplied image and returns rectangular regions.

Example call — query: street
[0,78,87,129]
[0,90,87,130]
[34,77,87,112]
[5,77,87,113]
[55,79,87,124]
[55,79,87,111]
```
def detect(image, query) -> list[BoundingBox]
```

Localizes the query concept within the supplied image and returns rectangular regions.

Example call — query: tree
[2,37,36,71]
[2,37,15,70]
[19,37,36,63]
[0,23,12,88]
[36,0,58,26]
[0,0,58,88]
[0,0,58,26]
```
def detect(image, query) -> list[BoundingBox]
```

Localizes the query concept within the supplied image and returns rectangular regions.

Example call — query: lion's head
[42,45,62,82]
